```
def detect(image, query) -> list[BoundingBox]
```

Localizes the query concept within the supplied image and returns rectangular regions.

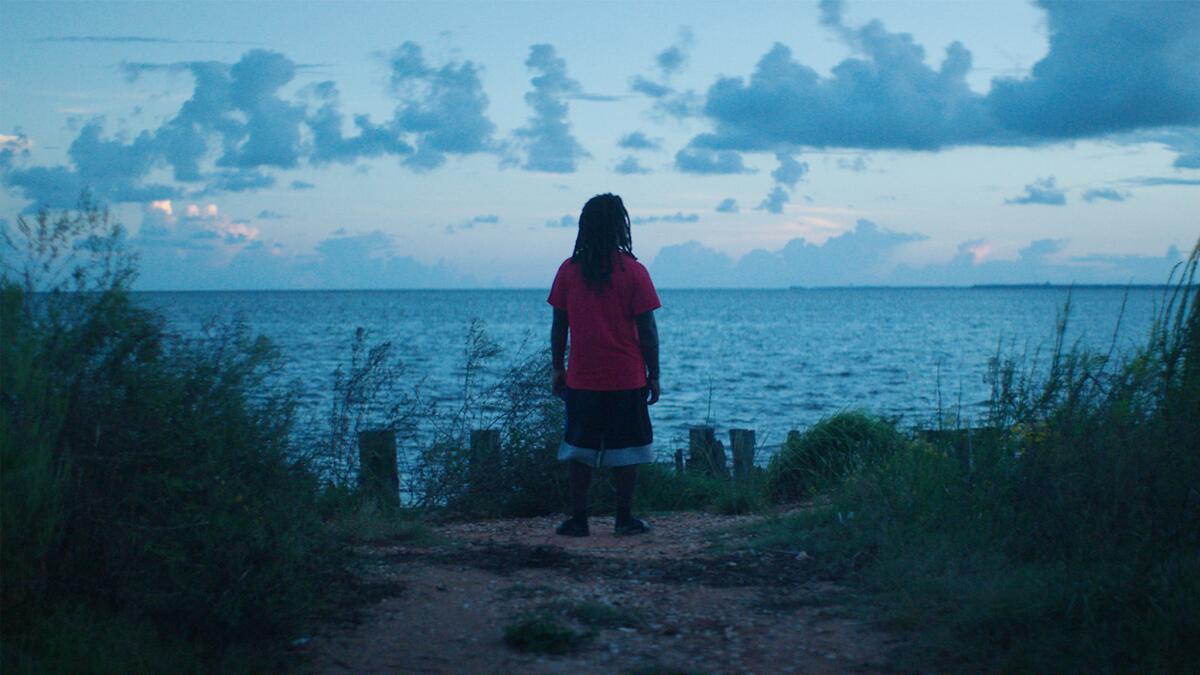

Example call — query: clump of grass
[503,611,590,654]
[765,410,910,502]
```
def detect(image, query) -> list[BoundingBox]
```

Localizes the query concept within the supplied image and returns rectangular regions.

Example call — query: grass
[502,611,591,654]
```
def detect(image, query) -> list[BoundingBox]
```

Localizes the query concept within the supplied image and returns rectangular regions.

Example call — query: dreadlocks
[571,193,635,288]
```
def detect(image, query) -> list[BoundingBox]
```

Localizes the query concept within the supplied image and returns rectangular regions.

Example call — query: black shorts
[558,386,654,467]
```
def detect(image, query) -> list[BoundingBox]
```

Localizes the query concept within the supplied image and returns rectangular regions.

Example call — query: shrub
[1,197,338,666]
[743,243,1200,672]
[764,410,910,502]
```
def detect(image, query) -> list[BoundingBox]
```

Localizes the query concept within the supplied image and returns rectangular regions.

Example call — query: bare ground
[296,512,907,674]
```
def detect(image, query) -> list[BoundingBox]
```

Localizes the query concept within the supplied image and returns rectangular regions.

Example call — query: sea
[135,287,1166,462]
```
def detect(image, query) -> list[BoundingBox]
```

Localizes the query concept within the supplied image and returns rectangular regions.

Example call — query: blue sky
[1,0,1196,289]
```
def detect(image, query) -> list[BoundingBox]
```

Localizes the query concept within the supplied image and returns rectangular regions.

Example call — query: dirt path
[298,512,905,674]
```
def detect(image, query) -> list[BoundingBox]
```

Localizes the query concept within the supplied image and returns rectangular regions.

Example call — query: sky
[1,0,1197,289]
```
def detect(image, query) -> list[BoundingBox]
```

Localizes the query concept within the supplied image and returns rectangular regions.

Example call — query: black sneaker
[555,516,590,537]
[614,517,650,536]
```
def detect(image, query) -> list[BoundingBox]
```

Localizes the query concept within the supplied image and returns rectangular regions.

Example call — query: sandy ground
[297,512,906,674]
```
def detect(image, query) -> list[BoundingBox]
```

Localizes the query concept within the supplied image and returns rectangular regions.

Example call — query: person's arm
[635,310,660,405]
[550,308,568,396]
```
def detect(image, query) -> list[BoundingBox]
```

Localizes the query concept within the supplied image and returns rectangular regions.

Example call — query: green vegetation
[502,611,591,654]
[0,197,349,672]
[741,245,1200,673]
[5,194,1193,672]
[765,410,910,501]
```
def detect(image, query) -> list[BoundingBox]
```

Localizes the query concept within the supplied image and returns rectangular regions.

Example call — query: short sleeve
[547,261,569,309]
[629,263,662,316]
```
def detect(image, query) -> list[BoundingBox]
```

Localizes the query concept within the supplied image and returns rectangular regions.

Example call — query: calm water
[136,287,1163,460]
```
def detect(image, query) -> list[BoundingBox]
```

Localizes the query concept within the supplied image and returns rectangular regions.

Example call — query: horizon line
[126,283,1176,293]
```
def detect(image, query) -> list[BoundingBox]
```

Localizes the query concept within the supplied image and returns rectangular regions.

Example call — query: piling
[358,429,399,509]
[729,428,756,481]
[688,425,728,476]
[469,428,501,494]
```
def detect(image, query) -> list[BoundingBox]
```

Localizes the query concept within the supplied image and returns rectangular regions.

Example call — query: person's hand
[551,368,567,398]
[646,377,660,405]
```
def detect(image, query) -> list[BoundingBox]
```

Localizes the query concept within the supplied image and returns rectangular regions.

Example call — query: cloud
[757,186,789,214]
[655,27,694,77]
[3,44,505,208]
[203,168,276,194]
[256,209,284,219]
[629,29,703,118]
[614,156,652,174]
[649,219,1182,287]
[290,180,315,190]
[444,213,501,234]
[1122,176,1200,188]
[1005,176,1067,205]
[674,148,754,174]
[770,152,808,187]
[134,199,258,256]
[1081,188,1128,203]
[629,76,672,99]
[3,120,179,208]
[385,42,497,170]
[545,214,576,228]
[687,0,1200,155]
[648,241,735,287]
[650,219,926,287]
[630,212,699,225]
[617,131,661,150]
[986,1,1200,140]
[0,133,32,171]
[306,80,412,165]
[514,44,589,173]
[38,35,250,45]
[136,226,476,290]
[890,238,1183,286]
[715,198,739,213]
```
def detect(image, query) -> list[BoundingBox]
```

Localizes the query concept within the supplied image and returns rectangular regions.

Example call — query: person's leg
[569,459,593,518]
[613,464,637,523]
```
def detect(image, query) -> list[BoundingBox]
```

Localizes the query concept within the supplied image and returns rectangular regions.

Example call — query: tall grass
[745,243,1200,672]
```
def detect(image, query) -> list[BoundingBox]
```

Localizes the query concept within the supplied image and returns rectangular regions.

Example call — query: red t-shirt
[547,250,662,391]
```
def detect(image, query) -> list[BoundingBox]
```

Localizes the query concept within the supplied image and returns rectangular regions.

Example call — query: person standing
[547,193,661,537]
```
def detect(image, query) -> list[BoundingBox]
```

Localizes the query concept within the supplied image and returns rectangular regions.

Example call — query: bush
[1,197,339,667]
[765,410,911,502]
[744,243,1200,672]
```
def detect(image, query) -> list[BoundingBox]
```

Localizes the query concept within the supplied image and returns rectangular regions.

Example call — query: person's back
[550,249,658,391]
[547,193,661,537]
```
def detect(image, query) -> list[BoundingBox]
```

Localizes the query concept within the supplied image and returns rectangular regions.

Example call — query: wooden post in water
[469,429,501,495]
[688,425,728,476]
[358,430,399,509]
[729,428,756,482]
